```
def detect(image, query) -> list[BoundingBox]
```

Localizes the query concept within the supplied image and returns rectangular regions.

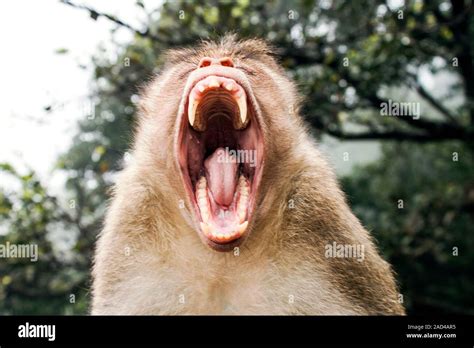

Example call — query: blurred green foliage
[343,142,474,314]
[0,0,472,314]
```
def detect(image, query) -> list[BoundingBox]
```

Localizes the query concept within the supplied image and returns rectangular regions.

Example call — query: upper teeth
[236,95,247,125]
[187,76,248,130]
[188,97,199,127]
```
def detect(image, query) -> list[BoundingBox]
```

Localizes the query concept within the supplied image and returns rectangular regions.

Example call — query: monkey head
[137,35,301,252]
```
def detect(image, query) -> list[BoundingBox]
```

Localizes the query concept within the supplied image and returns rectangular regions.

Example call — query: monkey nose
[198,57,234,68]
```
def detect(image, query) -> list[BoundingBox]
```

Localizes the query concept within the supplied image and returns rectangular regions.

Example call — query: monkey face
[173,44,272,252]
[143,37,300,252]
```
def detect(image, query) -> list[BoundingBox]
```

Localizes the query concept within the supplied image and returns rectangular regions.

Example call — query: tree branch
[324,128,464,142]
[408,75,459,124]
[307,111,470,142]
[60,0,160,41]
[450,0,474,124]
[62,1,473,141]
[362,91,464,134]
[283,47,466,133]
[332,66,462,134]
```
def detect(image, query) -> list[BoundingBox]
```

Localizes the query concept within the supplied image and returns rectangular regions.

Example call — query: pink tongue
[204,147,238,206]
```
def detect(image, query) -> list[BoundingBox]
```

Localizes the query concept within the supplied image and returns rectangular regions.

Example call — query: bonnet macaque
[92,35,404,315]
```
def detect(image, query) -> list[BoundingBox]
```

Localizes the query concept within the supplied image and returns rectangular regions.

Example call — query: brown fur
[91,35,405,315]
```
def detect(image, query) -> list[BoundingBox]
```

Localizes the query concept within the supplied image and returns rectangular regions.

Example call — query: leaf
[89,10,99,21]
[0,163,16,175]
[54,48,69,55]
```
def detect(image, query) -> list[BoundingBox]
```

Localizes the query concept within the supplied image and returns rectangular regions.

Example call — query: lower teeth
[195,174,250,241]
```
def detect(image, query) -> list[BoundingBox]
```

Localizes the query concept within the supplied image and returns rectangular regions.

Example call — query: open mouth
[177,73,263,250]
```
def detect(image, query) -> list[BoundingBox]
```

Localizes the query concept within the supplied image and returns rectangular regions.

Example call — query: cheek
[146,76,186,126]
[253,86,293,135]
[251,86,297,170]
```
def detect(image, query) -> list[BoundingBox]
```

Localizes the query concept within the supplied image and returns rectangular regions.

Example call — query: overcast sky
[0,1,151,180]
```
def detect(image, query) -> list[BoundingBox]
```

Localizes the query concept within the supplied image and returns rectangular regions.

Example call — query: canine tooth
[197,177,207,189]
[237,197,247,217]
[188,97,199,126]
[225,83,234,91]
[199,201,209,212]
[200,222,210,236]
[238,209,246,223]
[237,221,248,234]
[237,95,247,124]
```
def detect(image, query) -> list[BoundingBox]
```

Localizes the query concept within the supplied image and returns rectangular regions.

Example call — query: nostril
[198,57,234,68]
[198,58,213,68]
[219,57,234,67]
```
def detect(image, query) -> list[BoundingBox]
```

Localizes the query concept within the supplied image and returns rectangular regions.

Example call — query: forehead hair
[163,34,277,68]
